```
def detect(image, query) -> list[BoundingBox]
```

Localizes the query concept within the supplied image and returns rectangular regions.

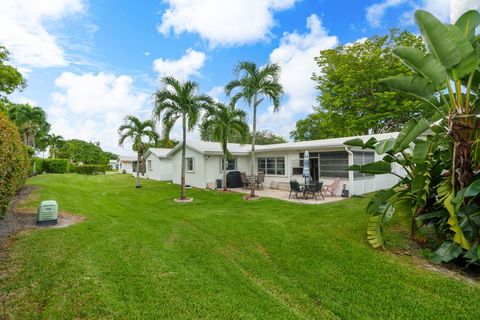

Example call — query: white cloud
[366,0,407,28]
[153,48,206,81]
[0,0,85,67]
[368,0,479,27]
[47,72,149,154]
[451,0,480,22]
[207,85,225,103]
[157,0,299,47]
[257,14,338,136]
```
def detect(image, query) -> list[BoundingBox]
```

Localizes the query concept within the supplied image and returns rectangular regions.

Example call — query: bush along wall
[0,112,29,218]
[74,165,108,175]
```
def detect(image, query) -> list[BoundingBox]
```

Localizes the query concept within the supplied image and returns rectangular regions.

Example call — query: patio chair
[240,172,250,189]
[256,172,265,190]
[322,177,340,197]
[308,181,325,201]
[289,181,301,199]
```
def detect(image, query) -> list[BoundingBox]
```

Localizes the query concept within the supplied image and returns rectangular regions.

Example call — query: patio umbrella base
[243,194,262,201]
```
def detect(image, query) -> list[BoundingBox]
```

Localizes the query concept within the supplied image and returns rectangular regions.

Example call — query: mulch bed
[0,186,85,248]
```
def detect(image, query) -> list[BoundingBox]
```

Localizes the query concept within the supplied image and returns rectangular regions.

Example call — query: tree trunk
[250,96,257,198]
[136,152,141,188]
[32,134,36,176]
[180,116,187,200]
[223,148,228,191]
[450,114,475,191]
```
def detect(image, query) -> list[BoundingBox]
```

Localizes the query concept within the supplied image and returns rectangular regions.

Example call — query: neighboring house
[118,155,137,174]
[143,148,173,181]
[109,159,120,170]
[163,132,402,196]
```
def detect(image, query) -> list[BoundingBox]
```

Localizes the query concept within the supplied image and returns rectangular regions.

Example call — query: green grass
[1,174,479,319]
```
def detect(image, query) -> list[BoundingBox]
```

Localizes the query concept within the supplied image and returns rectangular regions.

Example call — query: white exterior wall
[145,153,173,181]
[171,147,206,188]
[120,161,133,174]
[203,155,250,188]
[256,148,348,195]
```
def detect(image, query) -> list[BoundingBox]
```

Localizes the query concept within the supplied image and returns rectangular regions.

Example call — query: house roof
[166,132,399,157]
[167,140,251,156]
[254,132,399,152]
[119,155,137,162]
[145,148,172,159]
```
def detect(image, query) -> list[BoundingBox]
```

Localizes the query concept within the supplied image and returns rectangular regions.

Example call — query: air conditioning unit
[37,200,58,226]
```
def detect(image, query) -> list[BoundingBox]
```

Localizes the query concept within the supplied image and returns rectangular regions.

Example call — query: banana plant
[346,10,480,264]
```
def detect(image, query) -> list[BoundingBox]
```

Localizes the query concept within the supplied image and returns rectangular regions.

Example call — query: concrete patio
[232,187,344,205]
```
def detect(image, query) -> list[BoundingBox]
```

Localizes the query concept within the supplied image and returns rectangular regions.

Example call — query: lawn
[1,174,479,319]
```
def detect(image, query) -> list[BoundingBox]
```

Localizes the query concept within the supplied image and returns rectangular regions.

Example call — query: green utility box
[37,200,58,226]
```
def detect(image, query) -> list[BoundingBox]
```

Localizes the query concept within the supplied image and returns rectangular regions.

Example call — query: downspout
[345,146,354,197]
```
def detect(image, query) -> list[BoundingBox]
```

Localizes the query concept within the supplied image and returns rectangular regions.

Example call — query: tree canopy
[291,29,432,141]
[200,126,286,145]
[0,46,25,97]
[58,139,110,165]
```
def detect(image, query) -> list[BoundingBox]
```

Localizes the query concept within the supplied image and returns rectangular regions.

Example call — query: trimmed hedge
[36,158,70,173]
[0,112,29,218]
[74,165,108,175]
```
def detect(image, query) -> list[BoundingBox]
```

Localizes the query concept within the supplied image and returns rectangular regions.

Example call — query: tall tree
[46,134,64,159]
[153,77,213,200]
[291,29,429,141]
[118,116,159,188]
[58,139,109,165]
[0,46,26,97]
[8,104,49,175]
[201,102,249,190]
[225,61,284,198]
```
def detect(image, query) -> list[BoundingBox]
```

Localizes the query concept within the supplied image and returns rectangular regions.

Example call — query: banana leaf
[348,161,391,175]
[455,10,480,42]
[446,24,479,80]
[392,47,446,84]
[431,241,463,263]
[415,10,461,69]
[381,75,436,104]
[392,118,430,153]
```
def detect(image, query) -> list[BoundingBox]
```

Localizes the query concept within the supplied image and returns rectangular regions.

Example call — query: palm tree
[225,61,284,197]
[47,133,64,159]
[201,102,249,191]
[153,76,213,200]
[8,103,48,175]
[118,115,159,188]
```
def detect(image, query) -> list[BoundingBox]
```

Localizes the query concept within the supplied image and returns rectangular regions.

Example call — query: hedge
[0,112,29,218]
[36,158,70,173]
[74,165,108,175]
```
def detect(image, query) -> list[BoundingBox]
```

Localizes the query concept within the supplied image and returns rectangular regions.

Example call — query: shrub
[34,158,44,174]
[42,159,70,173]
[0,112,29,218]
[74,165,108,175]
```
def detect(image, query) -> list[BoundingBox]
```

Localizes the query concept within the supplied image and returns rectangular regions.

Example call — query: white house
[163,132,402,196]
[118,155,136,174]
[143,148,173,181]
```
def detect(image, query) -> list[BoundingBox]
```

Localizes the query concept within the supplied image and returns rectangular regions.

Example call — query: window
[353,152,375,179]
[147,160,152,171]
[132,162,137,173]
[186,157,194,172]
[318,152,348,178]
[220,157,236,171]
[257,157,285,175]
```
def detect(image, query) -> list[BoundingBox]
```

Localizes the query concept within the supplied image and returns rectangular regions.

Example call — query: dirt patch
[243,194,262,201]
[0,186,86,247]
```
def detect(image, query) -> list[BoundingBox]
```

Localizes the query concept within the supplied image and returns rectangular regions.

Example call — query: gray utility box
[37,200,58,226]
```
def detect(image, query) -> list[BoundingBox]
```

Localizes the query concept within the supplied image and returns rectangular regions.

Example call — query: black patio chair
[308,181,325,201]
[289,181,301,199]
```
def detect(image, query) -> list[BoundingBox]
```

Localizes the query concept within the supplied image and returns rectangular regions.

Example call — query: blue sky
[1,0,470,155]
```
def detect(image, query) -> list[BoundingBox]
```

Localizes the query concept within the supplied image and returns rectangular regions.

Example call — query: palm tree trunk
[180,116,187,200]
[223,148,228,191]
[32,134,36,176]
[250,96,257,198]
[136,152,141,188]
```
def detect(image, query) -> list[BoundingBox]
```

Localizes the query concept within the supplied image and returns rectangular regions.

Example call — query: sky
[1,0,478,155]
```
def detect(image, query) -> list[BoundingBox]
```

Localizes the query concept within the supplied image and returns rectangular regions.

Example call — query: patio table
[299,182,323,199]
